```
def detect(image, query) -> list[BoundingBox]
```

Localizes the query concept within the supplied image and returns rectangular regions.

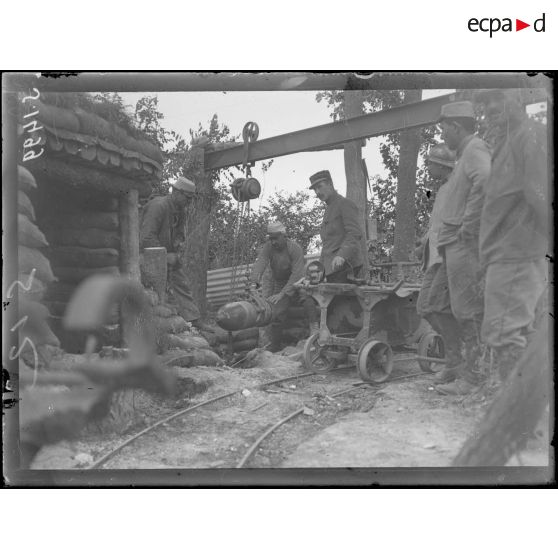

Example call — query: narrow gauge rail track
[88,356,434,470]
[236,368,436,468]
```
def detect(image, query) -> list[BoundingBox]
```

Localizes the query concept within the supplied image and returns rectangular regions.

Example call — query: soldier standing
[433,102,492,396]
[475,89,549,383]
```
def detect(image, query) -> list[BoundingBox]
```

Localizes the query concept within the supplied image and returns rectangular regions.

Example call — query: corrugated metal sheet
[207,253,320,310]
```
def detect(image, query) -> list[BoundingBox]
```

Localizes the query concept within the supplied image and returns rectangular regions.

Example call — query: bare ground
[31,350,550,470]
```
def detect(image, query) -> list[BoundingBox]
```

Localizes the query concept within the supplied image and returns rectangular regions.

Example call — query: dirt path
[31,351,549,469]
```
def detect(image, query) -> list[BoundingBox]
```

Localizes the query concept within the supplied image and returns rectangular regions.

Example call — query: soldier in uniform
[140,177,211,332]
[249,221,310,352]
[433,102,492,395]
[307,169,366,331]
[475,89,549,383]
[415,143,462,384]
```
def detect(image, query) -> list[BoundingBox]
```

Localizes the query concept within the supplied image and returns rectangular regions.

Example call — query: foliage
[207,186,323,269]
[316,90,440,256]
[130,94,322,269]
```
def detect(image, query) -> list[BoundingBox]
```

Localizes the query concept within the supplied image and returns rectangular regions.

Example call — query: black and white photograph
[2,71,553,485]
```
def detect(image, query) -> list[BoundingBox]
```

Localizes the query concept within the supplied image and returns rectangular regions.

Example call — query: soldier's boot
[436,319,483,396]
[428,313,464,385]
[495,344,525,382]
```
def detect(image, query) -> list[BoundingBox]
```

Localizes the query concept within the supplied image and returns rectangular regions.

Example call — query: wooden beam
[204,87,549,170]
[205,92,459,170]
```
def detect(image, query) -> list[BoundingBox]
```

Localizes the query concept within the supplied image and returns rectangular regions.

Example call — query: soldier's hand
[267,293,284,305]
[331,256,345,271]
[248,282,259,291]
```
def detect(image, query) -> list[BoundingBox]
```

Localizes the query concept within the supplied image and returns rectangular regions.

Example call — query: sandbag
[215,327,259,344]
[230,338,259,352]
[162,350,194,368]
[162,333,210,351]
[45,228,119,249]
[35,100,80,133]
[18,191,36,221]
[48,247,119,268]
[153,304,175,318]
[85,195,119,212]
[19,245,56,283]
[18,165,37,192]
[190,349,223,367]
[16,274,47,302]
[56,211,119,231]
[53,266,119,283]
[18,214,49,248]
[153,315,189,335]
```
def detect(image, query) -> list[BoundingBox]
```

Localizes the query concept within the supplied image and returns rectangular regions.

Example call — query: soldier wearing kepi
[415,143,463,384]
[474,88,549,383]
[307,169,365,333]
[140,176,210,332]
[434,101,492,396]
[309,170,365,281]
[249,221,310,352]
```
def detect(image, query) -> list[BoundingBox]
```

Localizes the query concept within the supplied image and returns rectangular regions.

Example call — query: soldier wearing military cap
[140,177,207,329]
[416,143,465,384]
[433,101,492,395]
[307,169,366,334]
[249,221,311,351]
[309,170,365,280]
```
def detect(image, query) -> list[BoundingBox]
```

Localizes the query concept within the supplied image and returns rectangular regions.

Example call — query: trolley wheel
[357,339,393,383]
[302,333,335,373]
[417,332,445,373]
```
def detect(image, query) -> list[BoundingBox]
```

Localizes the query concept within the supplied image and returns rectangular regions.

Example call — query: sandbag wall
[16,165,61,360]
[35,179,121,353]
[145,289,223,367]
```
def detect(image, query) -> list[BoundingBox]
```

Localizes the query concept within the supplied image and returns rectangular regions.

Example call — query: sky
[119,89,454,207]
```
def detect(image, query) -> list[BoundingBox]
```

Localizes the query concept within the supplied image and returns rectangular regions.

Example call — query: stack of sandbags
[215,326,260,354]
[33,190,121,352]
[42,195,120,319]
[16,166,61,360]
[145,289,223,368]
[17,166,57,304]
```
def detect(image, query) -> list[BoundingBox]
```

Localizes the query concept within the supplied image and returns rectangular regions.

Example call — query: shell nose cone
[216,301,249,331]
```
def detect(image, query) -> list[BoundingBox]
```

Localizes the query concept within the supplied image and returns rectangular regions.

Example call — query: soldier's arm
[249,243,270,284]
[338,199,363,261]
[140,202,164,249]
[461,142,491,238]
[280,242,305,296]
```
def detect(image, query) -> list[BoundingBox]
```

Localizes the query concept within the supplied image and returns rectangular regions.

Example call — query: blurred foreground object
[452,316,551,466]
[18,275,177,468]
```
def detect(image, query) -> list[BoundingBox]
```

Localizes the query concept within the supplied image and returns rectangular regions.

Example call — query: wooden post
[181,147,214,318]
[119,188,141,282]
[343,90,369,278]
